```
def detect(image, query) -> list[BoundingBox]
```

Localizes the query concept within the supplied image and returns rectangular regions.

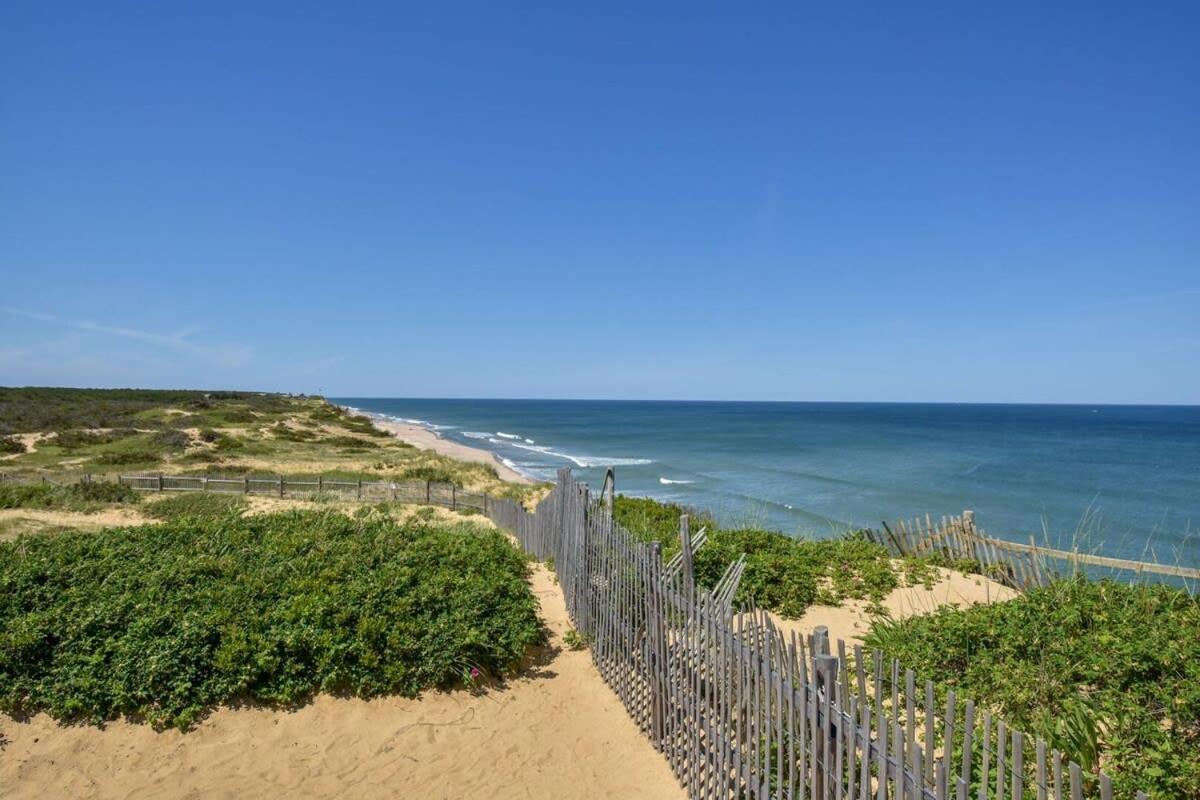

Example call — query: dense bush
[326,435,380,450]
[143,492,246,521]
[0,387,296,435]
[343,414,391,437]
[153,429,192,451]
[94,449,163,465]
[611,496,714,557]
[0,436,25,454]
[0,481,141,512]
[0,510,542,729]
[270,424,316,442]
[694,529,908,617]
[54,429,139,449]
[865,578,1200,799]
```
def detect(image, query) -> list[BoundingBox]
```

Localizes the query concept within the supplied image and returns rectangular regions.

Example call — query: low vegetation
[0,509,543,730]
[0,387,299,434]
[613,495,939,617]
[865,578,1200,799]
[0,480,141,513]
[0,387,540,501]
[142,492,246,521]
[1,435,27,455]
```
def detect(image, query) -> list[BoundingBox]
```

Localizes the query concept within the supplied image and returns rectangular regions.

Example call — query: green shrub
[68,481,141,505]
[270,424,316,442]
[613,495,714,557]
[213,434,245,451]
[399,466,457,484]
[0,510,542,730]
[94,449,162,465]
[0,436,25,455]
[342,414,390,437]
[563,629,590,651]
[54,429,140,449]
[0,481,140,512]
[326,435,380,450]
[153,429,192,451]
[143,492,246,521]
[54,430,106,449]
[0,388,289,435]
[864,578,1200,799]
[615,494,911,617]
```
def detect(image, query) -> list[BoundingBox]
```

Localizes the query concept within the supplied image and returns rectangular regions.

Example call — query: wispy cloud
[5,309,253,368]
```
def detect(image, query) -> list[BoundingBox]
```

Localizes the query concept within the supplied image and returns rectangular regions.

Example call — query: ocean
[334,398,1200,566]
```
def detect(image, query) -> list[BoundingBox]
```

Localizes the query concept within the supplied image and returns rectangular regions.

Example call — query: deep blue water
[334,399,1200,566]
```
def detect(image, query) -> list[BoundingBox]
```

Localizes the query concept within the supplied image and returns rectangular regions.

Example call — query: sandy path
[0,433,49,461]
[0,563,682,800]
[369,418,533,485]
[769,566,1017,646]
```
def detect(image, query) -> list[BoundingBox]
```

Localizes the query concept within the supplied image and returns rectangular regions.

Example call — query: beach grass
[0,480,141,513]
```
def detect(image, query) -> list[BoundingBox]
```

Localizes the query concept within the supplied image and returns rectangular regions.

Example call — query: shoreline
[360,412,535,485]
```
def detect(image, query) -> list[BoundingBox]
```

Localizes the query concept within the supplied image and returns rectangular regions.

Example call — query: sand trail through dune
[0,564,682,800]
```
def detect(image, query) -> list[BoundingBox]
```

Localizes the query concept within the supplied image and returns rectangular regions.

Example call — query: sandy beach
[0,561,682,800]
[365,416,534,485]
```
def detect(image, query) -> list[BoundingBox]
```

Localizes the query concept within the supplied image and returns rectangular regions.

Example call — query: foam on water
[335,397,1200,561]
[507,441,652,469]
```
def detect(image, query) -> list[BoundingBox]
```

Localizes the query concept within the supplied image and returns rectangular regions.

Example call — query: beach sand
[0,562,683,800]
[768,565,1017,646]
[368,417,534,485]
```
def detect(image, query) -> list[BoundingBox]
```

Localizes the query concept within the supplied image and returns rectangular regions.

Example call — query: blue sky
[2,2,1197,403]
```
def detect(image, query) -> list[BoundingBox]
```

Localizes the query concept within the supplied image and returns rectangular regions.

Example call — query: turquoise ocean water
[334,399,1199,567]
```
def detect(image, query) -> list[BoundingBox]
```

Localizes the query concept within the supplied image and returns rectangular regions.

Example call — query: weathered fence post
[646,540,665,750]
[679,514,694,597]
[451,484,457,510]
[279,476,284,498]
[425,480,431,503]
[243,475,249,494]
[317,475,323,496]
[602,467,615,512]
[158,473,164,492]
[813,633,838,800]
[356,479,362,500]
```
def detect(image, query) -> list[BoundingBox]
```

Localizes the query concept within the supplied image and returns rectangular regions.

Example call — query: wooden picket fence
[484,468,1147,800]
[112,472,490,512]
[0,467,1167,796]
[867,511,1200,592]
